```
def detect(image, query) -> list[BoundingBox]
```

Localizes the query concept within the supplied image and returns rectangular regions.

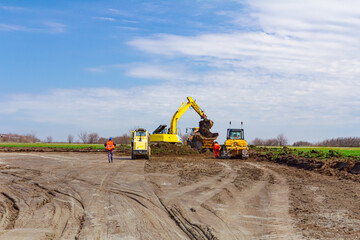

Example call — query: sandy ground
[0,152,359,240]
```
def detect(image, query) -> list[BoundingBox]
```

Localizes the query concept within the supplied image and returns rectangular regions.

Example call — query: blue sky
[1,0,360,143]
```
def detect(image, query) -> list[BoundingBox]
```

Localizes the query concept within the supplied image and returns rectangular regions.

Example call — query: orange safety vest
[106,140,115,151]
[213,143,220,151]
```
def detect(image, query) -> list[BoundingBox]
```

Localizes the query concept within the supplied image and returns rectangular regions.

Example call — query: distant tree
[316,137,360,147]
[67,134,74,144]
[78,131,89,143]
[251,138,265,146]
[265,138,278,146]
[25,133,40,143]
[46,136,53,143]
[98,137,107,144]
[276,134,288,146]
[88,133,100,144]
[113,133,131,144]
[293,141,313,146]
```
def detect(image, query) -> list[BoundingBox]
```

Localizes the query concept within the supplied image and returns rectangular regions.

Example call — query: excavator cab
[153,125,168,134]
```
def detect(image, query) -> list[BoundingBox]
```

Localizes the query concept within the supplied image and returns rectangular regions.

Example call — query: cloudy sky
[1,0,359,143]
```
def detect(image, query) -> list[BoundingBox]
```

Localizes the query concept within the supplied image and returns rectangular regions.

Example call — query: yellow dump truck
[131,128,150,159]
[219,123,249,159]
[186,127,217,151]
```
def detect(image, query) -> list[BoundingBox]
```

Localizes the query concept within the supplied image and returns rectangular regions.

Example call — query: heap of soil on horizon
[150,143,200,156]
[251,147,360,182]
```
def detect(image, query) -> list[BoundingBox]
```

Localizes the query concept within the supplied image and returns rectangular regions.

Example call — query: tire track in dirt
[2,152,359,239]
[236,162,300,239]
[0,153,85,239]
[145,159,301,239]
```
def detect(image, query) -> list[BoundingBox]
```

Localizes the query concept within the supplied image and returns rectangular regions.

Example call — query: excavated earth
[0,152,360,239]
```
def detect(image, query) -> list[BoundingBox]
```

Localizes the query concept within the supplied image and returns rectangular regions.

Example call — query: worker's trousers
[108,150,114,163]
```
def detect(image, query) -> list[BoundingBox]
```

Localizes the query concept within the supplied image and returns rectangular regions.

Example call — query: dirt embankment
[251,148,360,182]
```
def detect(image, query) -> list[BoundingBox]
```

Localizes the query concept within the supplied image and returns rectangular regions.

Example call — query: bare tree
[113,133,131,144]
[25,133,40,143]
[46,136,53,143]
[265,138,278,146]
[78,131,89,143]
[293,141,312,146]
[276,134,288,146]
[251,138,265,146]
[316,137,360,147]
[67,134,74,144]
[88,133,100,144]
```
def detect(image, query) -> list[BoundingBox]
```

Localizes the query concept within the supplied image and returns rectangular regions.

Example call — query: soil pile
[251,147,360,182]
[199,119,219,138]
[150,143,200,156]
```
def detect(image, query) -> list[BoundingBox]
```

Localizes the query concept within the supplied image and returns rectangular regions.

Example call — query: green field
[258,146,360,158]
[0,142,131,150]
[289,146,360,157]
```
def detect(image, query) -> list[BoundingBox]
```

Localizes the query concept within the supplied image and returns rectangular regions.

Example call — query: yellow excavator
[150,97,218,146]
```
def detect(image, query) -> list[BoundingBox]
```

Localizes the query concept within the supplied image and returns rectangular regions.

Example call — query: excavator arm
[169,97,207,134]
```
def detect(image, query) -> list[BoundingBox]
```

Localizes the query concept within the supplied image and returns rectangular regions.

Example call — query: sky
[1,0,360,143]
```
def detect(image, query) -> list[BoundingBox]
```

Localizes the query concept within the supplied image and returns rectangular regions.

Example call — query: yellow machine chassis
[149,133,182,143]
[220,139,249,159]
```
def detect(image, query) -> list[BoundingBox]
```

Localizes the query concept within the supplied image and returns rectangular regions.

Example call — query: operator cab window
[136,131,146,137]
[229,130,243,140]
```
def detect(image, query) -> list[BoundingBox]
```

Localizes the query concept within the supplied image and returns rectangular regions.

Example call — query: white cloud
[0,23,30,31]
[2,1,360,142]
[43,22,66,33]
[0,22,66,33]
[125,64,186,81]
[86,67,107,73]
[123,0,360,140]
[0,6,26,12]
[94,17,116,22]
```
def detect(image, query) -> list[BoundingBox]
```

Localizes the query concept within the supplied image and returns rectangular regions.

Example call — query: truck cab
[131,128,151,159]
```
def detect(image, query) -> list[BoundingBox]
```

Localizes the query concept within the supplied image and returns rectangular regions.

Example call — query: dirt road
[0,152,359,239]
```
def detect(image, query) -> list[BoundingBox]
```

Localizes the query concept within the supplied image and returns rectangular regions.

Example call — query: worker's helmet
[214,141,217,143]
[109,137,112,140]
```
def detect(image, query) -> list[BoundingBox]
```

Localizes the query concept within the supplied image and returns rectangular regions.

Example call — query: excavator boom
[150,96,217,144]
[169,96,206,134]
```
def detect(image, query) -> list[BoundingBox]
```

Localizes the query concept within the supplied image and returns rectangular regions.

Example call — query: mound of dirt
[251,148,360,182]
[199,119,219,138]
[150,143,200,156]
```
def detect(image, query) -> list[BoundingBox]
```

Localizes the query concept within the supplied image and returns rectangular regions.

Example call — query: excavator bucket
[199,119,219,138]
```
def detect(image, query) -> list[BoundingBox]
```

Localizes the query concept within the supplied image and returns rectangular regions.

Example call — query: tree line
[74,131,131,144]
[293,137,360,147]
[0,133,39,143]
[251,134,288,146]
[0,132,131,144]
[252,135,360,147]
[2,132,360,147]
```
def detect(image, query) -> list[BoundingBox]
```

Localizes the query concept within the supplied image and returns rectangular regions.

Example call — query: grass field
[0,142,131,150]
[289,146,360,157]
[259,146,360,158]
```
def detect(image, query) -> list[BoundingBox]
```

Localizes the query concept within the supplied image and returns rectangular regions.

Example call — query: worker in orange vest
[104,138,116,163]
[213,141,220,158]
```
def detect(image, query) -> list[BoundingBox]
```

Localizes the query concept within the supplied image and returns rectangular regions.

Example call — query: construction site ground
[0,152,359,239]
